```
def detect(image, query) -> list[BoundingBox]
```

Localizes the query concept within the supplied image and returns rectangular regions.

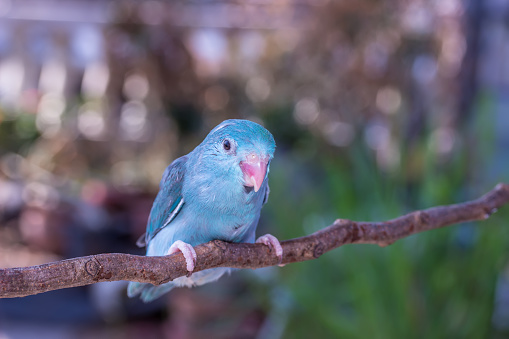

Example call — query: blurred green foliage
[0,113,39,155]
[258,93,509,339]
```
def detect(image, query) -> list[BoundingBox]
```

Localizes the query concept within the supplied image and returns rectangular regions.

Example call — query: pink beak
[240,153,269,192]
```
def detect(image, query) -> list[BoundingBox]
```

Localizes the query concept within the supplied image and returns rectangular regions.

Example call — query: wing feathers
[141,156,187,245]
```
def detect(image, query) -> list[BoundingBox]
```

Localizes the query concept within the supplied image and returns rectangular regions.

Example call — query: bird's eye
[223,139,231,151]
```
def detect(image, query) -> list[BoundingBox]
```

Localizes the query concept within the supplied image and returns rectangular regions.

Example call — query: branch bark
[1,183,509,298]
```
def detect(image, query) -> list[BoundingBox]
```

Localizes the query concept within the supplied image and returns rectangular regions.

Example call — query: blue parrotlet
[128,119,282,302]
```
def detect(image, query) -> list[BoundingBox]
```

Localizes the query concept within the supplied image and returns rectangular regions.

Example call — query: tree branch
[1,183,508,298]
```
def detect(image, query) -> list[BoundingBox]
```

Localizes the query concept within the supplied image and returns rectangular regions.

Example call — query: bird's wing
[136,156,187,247]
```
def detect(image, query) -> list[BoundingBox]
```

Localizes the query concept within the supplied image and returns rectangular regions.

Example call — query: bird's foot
[167,240,197,276]
[256,234,284,267]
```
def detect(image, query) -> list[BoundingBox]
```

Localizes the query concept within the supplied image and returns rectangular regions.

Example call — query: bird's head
[200,119,276,192]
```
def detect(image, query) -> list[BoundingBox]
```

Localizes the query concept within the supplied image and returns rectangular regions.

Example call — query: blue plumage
[128,119,280,302]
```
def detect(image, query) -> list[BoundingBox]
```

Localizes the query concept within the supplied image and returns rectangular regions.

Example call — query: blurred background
[0,0,508,338]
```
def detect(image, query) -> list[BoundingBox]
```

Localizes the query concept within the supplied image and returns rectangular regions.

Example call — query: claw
[256,234,284,267]
[167,240,197,274]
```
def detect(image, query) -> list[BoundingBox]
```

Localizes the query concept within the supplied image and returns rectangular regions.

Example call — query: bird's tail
[127,281,145,298]
[127,281,176,303]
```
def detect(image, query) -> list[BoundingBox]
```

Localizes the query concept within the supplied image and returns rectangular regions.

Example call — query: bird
[127,119,282,302]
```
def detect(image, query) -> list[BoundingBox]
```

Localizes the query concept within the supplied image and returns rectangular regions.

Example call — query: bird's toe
[256,234,284,266]
[167,240,197,273]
